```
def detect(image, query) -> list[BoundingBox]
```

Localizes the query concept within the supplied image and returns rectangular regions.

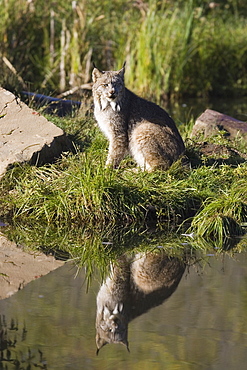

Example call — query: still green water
[0,252,247,370]
[169,96,247,124]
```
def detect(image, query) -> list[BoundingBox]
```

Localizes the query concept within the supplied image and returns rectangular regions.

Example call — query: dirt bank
[0,233,64,300]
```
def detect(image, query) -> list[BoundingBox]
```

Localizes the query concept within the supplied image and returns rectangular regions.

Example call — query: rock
[191,109,247,140]
[0,88,72,177]
[196,142,247,165]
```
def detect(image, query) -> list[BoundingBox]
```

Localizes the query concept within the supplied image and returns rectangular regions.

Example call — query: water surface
[1,252,247,370]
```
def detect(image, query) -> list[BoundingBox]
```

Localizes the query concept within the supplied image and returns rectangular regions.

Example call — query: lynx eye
[102,83,109,87]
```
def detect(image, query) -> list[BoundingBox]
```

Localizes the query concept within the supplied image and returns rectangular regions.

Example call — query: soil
[0,233,64,300]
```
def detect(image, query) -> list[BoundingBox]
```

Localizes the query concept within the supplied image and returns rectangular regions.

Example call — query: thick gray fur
[92,64,185,171]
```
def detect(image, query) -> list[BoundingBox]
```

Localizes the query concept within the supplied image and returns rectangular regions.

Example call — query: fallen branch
[56,83,92,99]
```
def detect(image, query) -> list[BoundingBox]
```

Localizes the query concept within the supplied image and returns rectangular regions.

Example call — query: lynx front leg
[106,133,128,169]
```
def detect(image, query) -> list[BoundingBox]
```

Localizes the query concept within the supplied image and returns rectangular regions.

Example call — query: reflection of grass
[3,223,187,284]
[3,219,247,286]
[0,316,47,369]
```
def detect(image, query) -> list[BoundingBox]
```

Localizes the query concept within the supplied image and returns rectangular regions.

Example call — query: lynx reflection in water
[95,251,186,354]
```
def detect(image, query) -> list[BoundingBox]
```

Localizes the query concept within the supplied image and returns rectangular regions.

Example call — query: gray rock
[191,109,247,140]
[0,88,72,177]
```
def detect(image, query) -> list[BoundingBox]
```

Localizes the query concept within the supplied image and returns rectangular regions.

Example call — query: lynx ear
[118,62,126,79]
[92,63,104,82]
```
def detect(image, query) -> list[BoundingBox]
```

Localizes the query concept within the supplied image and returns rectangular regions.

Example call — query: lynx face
[96,303,129,354]
[92,67,125,111]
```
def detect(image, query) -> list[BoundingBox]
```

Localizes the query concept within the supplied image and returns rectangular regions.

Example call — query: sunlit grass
[0,110,247,256]
[1,132,247,245]
[0,149,198,228]
[188,178,247,242]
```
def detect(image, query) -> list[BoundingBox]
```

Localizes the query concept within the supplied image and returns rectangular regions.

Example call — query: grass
[0,148,198,227]
[0,112,247,260]
[1,0,247,99]
[124,1,247,100]
[187,179,247,243]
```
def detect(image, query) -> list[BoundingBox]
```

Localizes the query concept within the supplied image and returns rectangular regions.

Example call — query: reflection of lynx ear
[96,333,108,356]
[92,64,104,82]
[121,339,130,353]
[96,335,130,355]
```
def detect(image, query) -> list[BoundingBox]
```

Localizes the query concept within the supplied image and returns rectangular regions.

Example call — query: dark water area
[168,96,247,125]
[1,251,247,370]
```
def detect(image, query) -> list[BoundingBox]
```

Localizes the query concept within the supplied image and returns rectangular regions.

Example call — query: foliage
[1,0,247,99]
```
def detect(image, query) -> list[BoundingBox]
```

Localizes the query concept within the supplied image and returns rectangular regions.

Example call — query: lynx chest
[94,103,126,141]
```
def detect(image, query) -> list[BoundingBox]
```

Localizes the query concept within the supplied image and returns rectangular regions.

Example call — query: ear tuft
[96,334,108,355]
[118,62,126,79]
[120,339,130,353]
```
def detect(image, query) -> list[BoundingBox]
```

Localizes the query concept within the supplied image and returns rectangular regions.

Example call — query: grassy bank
[1,0,247,100]
[0,113,247,258]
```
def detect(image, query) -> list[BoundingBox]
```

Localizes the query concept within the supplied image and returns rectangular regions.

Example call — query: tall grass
[188,179,247,242]
[121,0,197,100]
[1,0,247,99]
[0,151,197,228]
[121,0,247,99]
[1,116,247,245]
[0,110,247,255]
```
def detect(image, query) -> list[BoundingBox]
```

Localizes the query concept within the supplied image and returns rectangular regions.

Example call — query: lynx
[92,64,185,171]
[95,252,185,354]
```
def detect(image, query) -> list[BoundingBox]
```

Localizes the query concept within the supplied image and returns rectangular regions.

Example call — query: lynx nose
[110,315,120,328]
[109,89,116,99]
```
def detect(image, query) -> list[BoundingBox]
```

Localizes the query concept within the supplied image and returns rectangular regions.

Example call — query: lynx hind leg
[131,252,185,293]
[130,122,178,171]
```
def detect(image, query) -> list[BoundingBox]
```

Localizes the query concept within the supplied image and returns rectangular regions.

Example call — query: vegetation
[1,0,247,100]
[0,113,247,264]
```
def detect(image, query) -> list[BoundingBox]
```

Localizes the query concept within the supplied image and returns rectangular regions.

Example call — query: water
[1,252,247,370]
[168,96,247,124]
